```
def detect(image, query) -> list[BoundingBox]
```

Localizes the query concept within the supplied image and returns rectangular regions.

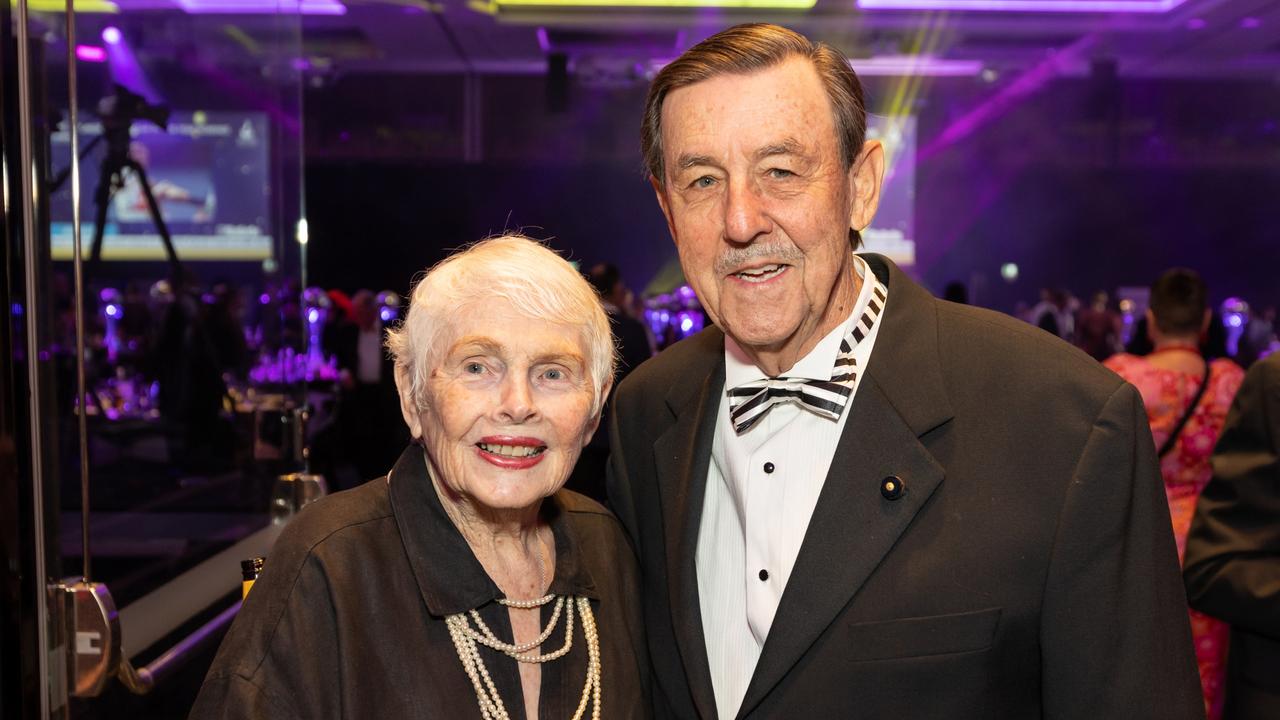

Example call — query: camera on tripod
[97,83,170,136]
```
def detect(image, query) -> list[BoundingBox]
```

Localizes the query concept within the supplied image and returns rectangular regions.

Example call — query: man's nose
[497,374,537,423]
[723,178,773,244]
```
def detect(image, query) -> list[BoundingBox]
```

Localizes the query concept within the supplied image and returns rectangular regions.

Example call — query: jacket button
[881,476,905,500]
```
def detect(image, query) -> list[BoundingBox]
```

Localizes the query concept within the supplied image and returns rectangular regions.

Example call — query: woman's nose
[496,374,537,423]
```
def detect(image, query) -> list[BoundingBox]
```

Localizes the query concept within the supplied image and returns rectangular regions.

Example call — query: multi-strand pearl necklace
[446,592,602,720]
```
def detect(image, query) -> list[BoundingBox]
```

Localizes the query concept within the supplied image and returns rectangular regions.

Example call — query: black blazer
[1184,351,1280,719]
[607,254,1203,719]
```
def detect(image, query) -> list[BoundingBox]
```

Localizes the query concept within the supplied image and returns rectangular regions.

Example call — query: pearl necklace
[446,595,602,720]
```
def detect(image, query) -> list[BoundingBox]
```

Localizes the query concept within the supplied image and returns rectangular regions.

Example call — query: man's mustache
[714,243,804,275]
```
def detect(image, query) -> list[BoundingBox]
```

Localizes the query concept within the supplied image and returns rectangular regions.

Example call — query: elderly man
[606,23,1203,718]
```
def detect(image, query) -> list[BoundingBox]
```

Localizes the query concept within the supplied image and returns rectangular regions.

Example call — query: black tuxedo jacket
[1184,351,1280,719]
[607,255,1203,719]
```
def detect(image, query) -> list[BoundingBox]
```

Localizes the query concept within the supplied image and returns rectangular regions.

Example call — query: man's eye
[692,176,716,189]
[543,368,564,381]
[465,362,485,374]
[768,168,794,179]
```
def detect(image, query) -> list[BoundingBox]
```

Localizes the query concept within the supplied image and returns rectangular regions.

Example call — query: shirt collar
[724,254,875,385]
[386,445,599,617]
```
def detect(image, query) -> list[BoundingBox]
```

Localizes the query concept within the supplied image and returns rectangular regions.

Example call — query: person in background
[587,263,655,382]
[331,289,406,484]
[1237,306,1277,368]
[1105,268,1246,720]
[942,280,968,305]
[1184,350,1280,719]
[568,263,656,502]
[1077,289,1122,361]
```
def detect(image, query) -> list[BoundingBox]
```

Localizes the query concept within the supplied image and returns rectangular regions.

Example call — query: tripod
[51,116,184,289]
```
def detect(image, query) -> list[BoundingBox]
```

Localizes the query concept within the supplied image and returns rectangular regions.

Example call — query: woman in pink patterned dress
[1105,269,1244,720]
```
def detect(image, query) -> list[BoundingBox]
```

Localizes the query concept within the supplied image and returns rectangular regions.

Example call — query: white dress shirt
[696,255,887,718]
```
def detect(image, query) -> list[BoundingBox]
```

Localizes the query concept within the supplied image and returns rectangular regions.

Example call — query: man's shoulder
[615,327,722,406]
[932,300,1123,402]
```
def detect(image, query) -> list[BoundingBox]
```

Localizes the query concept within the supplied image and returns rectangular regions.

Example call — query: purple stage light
[1186,17,1206,29]
[105,304,120,318]
[259,293,271,305]
[76,45,108,62]
[858,0,1182,11]
[176,0,346,14]
[1240,16,1260,29]
[102,26,122,44]
[537,27,551,53]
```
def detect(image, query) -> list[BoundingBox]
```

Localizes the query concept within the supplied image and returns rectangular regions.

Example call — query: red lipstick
[474,436,548,470]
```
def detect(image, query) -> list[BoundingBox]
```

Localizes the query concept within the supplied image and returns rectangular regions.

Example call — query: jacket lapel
[737,255,955,717]
[653,329,725,720]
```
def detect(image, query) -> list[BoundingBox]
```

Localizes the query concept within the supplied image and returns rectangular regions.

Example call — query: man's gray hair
[385,234,616,419]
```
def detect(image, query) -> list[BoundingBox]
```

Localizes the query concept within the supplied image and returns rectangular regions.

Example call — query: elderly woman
[192,236,649,719]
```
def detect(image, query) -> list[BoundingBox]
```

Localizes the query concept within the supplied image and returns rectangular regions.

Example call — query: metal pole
[65,0,91,584]
[14,0,53,714]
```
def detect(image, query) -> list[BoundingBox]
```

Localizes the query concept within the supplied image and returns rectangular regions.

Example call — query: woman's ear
[394,364,424,439]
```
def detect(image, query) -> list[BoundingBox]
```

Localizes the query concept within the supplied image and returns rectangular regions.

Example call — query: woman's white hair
[385,234,616,420]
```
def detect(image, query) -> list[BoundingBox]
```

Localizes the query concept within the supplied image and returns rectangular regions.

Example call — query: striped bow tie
[727,277,886,434]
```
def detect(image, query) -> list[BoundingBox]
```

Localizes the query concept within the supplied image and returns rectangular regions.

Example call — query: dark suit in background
[1185,351,1280,719]
[608,255,1204,719]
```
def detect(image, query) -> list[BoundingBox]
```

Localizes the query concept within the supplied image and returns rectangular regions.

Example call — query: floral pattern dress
[1104,353,1245,720]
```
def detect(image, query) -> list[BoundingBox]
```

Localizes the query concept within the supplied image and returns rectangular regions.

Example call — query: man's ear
[650,174,678,244]
[394,364,423,439]
[849,140,886,233]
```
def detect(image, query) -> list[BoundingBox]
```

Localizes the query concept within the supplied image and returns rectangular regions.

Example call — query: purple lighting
[76,45,108,62]
[102,26,122,44]
[1240,16,1261,29]
[1186,17,1206,29]
[176,0,347,14]
[858,0,1183,11]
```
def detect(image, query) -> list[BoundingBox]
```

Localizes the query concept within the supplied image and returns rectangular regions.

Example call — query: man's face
[653,56,882,363]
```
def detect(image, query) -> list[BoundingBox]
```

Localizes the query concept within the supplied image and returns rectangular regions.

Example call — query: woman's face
[410,299,601,513]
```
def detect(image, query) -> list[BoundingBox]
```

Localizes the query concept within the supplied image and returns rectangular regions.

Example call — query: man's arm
[1039,382,1204,718]
[1184,355,1280,639]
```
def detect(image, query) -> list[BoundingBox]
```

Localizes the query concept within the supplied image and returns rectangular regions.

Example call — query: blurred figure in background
[942,280,968,305]
[1237,306,1277,368]
[1030,288,1075,341]
[1105,268,1245,720]
[568,263,655,501]
[1184,350,1280,720]
[331,289,406,486]
[1076,290,1122,361]
[588,263,654,381]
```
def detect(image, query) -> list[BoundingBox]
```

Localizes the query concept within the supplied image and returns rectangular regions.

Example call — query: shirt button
[758,569,769,581]
[763,462,775,474]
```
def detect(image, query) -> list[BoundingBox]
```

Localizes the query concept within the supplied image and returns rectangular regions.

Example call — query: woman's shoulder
[279,479,395,552]
[553,490,632,549]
